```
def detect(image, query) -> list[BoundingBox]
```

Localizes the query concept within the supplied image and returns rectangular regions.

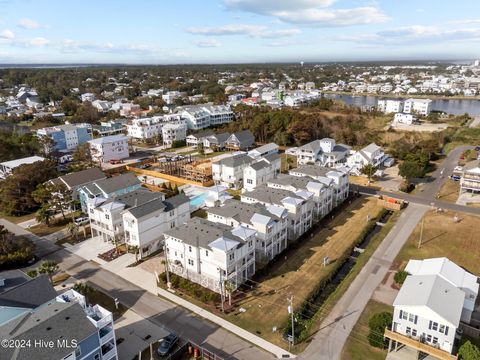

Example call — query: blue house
[37,124,92,152]
[78,172,142,212]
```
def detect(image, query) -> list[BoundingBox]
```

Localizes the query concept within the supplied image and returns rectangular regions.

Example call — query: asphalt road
[0,220,273,360]
[300,145,479,360]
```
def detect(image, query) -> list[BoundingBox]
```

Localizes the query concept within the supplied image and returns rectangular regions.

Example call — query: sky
[0,0,480,64]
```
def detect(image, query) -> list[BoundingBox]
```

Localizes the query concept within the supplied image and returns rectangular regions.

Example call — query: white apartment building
[289,138,351,167]
[377,99,404,113]
[162,122,187,147]
[241,185,314,241]
[126,117,163,140]
[178,104,234,130]
[162,91,182,104]
[207,199,288,264]
[243,153,281,192]
[403,98,433,116]
[0,156,45,179]
[164,218,256,293]
[391,274,463,354]
[346,143,387,170]
[289,165,350,206]
[88,135,129,163]
[460,160,480,195]
[394,113,416,125]
[123,194,190,258]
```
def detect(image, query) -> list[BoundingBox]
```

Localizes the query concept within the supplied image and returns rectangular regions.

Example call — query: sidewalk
[156,287,295,359]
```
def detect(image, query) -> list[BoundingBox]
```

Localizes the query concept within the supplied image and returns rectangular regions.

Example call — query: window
[105,214,110,220]
[406,327,411,335]
[229,253,234,261]
[408,313,415,322]
[401,311,408,320]
[433,337,438,345]
[427,335,432,343]
[431,322,438,331]
[439,325,446,334]
[205,250,209,257]
[188,259,194,266]
[247,179,253,184]
[188,246,192,252]
[412,329,417,337]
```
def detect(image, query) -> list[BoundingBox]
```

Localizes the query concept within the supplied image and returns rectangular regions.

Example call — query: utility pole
[163,243,171,289]
[219,268,225,313]
[287,294,294,348]
[418,216,425,249]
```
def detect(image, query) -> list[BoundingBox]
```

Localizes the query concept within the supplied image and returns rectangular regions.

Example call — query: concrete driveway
[64,235,114,261]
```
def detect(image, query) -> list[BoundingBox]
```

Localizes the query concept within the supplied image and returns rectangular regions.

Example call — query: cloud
[335,25,480,45]
[29,37,49,46]
[59,39,159,55]
[186,24,300,38]
[18,18,40,29]
[0,28,14,39]
[223,0,389,27]
[193,38,222,48]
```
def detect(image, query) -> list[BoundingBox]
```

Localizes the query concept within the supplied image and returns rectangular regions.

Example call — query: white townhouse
[212,153,254,189]
[243,153,281,191]
[241,185,314,242]
[123,194,190,258]
[403,98,433,116]
[405,257,479,323]
[88,135,129,163]
[267,174,334,219]
[459,160,480,195]
[162,122,187,147]
[177,104,233,130]
[291,138,351,167]
[207,199,288,264]
[377,99,404,113]
[394,113,417,125]
[391,274,463,355]
[203,132,231,151]
[289,164,350,206]
[346,143,388,171]
[164,218,256,293]
[126,117,163,140]
[162,91,182,105]
[87,189,163,243]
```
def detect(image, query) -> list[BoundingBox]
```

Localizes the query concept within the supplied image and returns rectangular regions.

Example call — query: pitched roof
[249,143,278,155]
[0,275,57,309]
[126,193,189,219]
[99,188,161,210]
[207,199,282,224]
[216,153,254,168]
[393,274,464,326]
[0,302,97,360]
[57,167,105,188]
[228,130,255,147]
[88,134,128,144]
[90,172,140,194]
[0,156,46,169]
[249,160,270,171]
[242,184,303,206]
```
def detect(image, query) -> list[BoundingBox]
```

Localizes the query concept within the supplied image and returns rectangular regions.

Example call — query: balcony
[86,304,113,329]
[99,325,115,345]
[101,341,117,360]
[56,289,87,309]
[384,328,456,360]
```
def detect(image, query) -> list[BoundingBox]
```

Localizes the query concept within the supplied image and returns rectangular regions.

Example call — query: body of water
[324,94,480,115]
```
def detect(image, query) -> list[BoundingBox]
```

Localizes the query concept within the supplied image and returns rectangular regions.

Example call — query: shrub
[394,270,409,285]
[458,340,480,360]
[367,312,392,348]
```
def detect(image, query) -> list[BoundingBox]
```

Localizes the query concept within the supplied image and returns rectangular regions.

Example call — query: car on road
[74,217,89,225]
[139,163,151,169]
[156,333,179,357]
[450,175,461,181]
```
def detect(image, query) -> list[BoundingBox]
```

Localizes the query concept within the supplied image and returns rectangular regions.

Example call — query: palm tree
[35,205,52,227]
[361,164,378,184]
[38,260,59,284]
[67,222,79,241]
[26,269,38,278]
[224,280,235,306]
[131,245,140,262]
[73,282,93,303]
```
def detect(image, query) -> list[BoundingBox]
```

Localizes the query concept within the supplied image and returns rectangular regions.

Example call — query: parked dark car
[156,333,179,357]
[139,164,151,169]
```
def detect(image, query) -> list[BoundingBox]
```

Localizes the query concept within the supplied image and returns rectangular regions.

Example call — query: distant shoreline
[323,91,480,101]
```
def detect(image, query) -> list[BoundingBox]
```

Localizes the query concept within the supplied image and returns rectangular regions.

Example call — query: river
[324,94,480,115]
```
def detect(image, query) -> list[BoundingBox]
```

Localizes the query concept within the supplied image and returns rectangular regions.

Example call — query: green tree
[360,164,378,183]
[26,269,38,278]
[458,341,480,360]
[38,260,59,284]
[399,161,426,184]
[394,270,409,285]
[35,204,53,226]
[367,312,392,348]
[224,281,235,306]
[67,222,79,241]
[73,282,94,303]
[33,182,71,220]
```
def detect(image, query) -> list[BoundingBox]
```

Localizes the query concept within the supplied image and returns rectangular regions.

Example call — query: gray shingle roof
[249,160,270,171]
[100,188,161,209]
[126,193,189,219]
[0,270,30,294]
[207,199,280,224]
[289,165,331,178]
[268,174,312,189]
[0,302,97,360]
[242,184,301,206]
[90,172,140,194]
[57,167,106,188]
[165,218,245,249]
[0,275,57,309]
[216,153,254,167]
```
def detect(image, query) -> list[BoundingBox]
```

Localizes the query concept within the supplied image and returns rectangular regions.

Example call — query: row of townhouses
[377,98,433,116]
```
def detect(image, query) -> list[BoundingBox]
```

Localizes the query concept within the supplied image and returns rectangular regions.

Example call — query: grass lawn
[394,210,480,274]
[224,196,383,350]
[29,212,81,237]
[280,153,297,173]
[0,212,37,224]
[341,300,391,360]
[55,226,91,246]
[437,179,460,203]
